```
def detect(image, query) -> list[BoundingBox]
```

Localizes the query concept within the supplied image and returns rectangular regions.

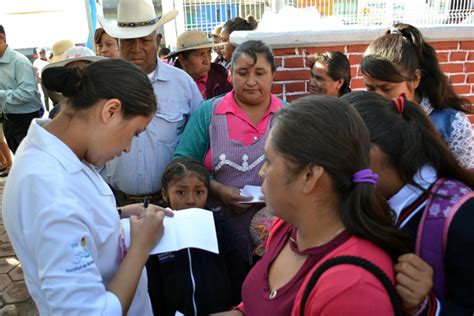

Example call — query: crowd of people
[0,0,473,315]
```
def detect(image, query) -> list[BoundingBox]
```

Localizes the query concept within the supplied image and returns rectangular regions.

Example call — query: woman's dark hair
[0,25,4,35]
[271,95,408,259]
[230,40,276,73]
[161,158,211,194]
[42,59,156,118]
[159,47,171,57]
[222,15,258,35]
[94,27,118,45]
[175,48,204,69]
[361,23,470,113]
[342,91,474,188]
[308,51,351,96]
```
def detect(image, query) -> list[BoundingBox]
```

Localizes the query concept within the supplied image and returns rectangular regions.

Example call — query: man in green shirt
[0,25,42,154]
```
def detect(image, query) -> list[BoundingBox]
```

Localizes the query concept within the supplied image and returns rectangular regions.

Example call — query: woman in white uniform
[3,59,169,315]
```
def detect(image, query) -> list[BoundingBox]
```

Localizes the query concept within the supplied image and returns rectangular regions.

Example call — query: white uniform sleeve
[449,112,474,169]
[30,201,122,316]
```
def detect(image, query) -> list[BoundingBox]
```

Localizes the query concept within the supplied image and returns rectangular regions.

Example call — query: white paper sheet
[120,208,219,255]
[239,185,265,204]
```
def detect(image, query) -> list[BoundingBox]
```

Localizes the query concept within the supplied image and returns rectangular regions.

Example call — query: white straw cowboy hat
[166,30,223,58]
[97,0,178,39]
[43,46,105,72]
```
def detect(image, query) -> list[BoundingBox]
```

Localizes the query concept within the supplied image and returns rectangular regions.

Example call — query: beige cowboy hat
[49,39,75,63]
[43,46,105,73]
[97,0,178,39]
[166,30,223,58]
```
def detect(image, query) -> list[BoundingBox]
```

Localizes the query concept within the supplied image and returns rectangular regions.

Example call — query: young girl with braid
[147,158,246,316]
[361,23,474,169]
[344,91,474,316]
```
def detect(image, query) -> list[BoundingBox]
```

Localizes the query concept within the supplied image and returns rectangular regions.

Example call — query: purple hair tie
[352,169,379,185]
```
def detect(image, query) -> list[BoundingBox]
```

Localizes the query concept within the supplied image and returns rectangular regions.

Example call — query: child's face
[164,174,208,210]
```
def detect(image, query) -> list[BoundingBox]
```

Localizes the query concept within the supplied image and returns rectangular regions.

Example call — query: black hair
[308,51,352,96]
[342,91,474,188]
[161,158,211,194]
[361,23,471,113]
[230,40,276,73]
[222,15,258,35]
[42,59,156,118]
[159,47,171,57]
[271,95,408,259]
[0,25,4,35]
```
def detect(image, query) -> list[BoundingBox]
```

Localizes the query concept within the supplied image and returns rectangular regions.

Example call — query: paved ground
[0,177,39,315]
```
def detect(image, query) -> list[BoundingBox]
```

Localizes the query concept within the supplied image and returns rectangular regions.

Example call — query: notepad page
[120,217,178,254]
[149,216,178,254]
[173,208,219,254]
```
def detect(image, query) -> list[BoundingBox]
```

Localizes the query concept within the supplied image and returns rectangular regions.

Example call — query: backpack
[299,255,402,316]
[416,178,474,298]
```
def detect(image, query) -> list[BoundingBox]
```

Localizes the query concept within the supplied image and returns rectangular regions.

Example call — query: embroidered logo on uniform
[66,236,93,273]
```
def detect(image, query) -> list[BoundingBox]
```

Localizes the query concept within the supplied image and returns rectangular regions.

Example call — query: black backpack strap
[299,255,402,316]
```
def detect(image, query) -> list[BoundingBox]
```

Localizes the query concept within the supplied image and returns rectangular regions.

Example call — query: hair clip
[391,93,406,114]
[389,27,402,35]
[352,169,379,185]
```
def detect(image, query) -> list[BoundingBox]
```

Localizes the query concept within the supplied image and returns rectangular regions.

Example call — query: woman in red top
[214,96,407,315]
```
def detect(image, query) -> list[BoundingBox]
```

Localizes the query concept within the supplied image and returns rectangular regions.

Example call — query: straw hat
[50,39,75,63]
[43,46,105,72]
[166,30,222,58]
[97,0,178,39]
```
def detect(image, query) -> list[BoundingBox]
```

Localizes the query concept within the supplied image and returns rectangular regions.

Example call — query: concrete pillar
[162,0,185,50]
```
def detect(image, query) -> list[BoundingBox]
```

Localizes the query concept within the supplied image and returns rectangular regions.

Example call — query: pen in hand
[143,196,150,209]
[138,196,149,219]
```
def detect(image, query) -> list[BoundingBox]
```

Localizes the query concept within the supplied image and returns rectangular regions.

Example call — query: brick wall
[271,40,474,122]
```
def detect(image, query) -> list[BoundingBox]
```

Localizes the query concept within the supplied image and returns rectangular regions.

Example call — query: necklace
[289,227,346,256]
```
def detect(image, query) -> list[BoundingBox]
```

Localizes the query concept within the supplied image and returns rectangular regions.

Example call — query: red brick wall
[272,40,474,123]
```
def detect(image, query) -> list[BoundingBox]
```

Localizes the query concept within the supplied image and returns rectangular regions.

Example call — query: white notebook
[120,208,219,255]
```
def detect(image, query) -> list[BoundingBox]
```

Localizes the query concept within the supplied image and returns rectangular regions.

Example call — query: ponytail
[341,182,407,260]
[223,15,258,34]
[43,67,85,98]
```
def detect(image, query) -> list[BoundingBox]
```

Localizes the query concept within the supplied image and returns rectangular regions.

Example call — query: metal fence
[178,0,473,32]
[181,0,271,32]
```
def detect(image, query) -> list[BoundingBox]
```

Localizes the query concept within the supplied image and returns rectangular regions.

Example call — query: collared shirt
[0,46,42,114]
[103,59,203,195]
[203,91,281,169]
[173,91,284,168]
[196,74,208,99]
[388,165,437,224]
[3,118,152,315]
[214,91,281,145]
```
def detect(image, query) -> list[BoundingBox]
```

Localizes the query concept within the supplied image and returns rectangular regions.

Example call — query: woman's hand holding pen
[129,197,174,253]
